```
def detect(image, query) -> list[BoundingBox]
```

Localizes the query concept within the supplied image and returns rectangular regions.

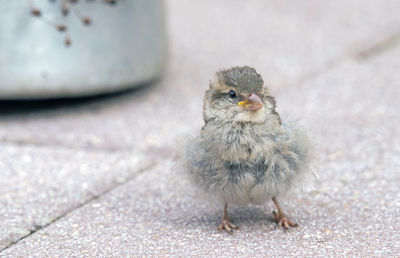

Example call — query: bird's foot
[273,210,298,229]
[218,219,239,234]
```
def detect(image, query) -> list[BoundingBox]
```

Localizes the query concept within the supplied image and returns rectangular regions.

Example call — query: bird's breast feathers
[201,119,279,164]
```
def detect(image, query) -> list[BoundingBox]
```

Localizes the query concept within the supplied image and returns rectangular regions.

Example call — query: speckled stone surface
[0,145,153,250]
[1,0,400,256]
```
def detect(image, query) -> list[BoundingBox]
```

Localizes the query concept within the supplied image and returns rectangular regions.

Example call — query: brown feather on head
[214,66,264,93]
[209,66,265,113]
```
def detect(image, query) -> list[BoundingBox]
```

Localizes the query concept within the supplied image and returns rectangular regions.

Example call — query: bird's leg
[272,197,298,229]
[218,203,239,234]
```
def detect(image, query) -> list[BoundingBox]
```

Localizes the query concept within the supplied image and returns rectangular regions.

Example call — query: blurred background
[0,0,399,256]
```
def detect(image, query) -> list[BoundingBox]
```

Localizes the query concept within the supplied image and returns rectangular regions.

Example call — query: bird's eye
[228,90,236,98]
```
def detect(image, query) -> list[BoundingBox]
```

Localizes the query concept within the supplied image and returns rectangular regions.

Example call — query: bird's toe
[273,210,298,229]
[218,220,239,234]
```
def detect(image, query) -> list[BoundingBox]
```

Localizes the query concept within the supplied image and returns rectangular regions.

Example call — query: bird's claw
[273,210,298,229]
[218,219,239,234]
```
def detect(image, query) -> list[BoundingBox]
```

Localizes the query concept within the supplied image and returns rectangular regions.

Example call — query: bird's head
[205,66,277,123]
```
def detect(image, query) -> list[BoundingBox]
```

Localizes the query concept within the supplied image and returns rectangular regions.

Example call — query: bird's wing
[263,94,282,125]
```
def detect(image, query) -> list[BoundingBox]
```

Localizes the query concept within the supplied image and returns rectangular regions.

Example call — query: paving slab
[167,0,400,86]
[0,144,153,250]
[1,0,400,152]
[2,44,399,256]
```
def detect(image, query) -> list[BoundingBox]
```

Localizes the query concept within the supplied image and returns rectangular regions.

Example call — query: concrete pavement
[1,0,399,256]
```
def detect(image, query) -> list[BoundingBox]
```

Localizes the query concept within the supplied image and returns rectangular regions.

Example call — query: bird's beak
[238,93,263,111]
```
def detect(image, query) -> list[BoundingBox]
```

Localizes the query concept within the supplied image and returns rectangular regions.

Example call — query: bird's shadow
[167,204,277,232]
[230,206,275,225]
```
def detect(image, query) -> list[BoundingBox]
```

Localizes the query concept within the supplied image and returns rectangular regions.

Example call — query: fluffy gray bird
[184,66,311,233]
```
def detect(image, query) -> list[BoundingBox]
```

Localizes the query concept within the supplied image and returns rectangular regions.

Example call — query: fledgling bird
[184,66,311,233]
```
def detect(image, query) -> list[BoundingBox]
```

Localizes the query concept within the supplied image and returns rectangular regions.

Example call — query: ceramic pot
[0,0,167,99]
